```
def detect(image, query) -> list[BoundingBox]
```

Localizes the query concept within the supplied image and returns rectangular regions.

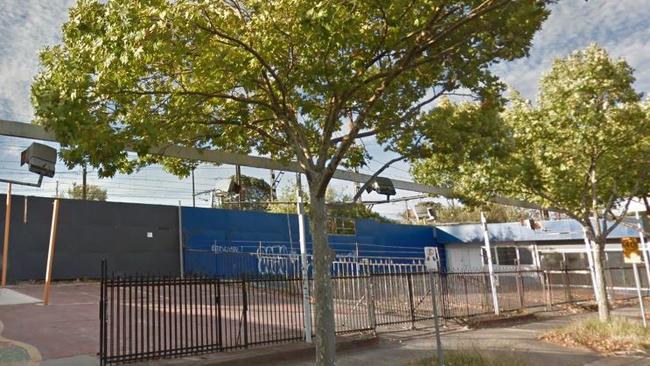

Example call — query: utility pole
[236,165,242,209]
[636,211,650,293]
[2,183,12,287]
[354,167,361,192]
[296,173,312,342]
[270,169,277,201]
[481,211,500,316]
[191,167,196,207]
[55,180,59,198]
[82,164,87,200]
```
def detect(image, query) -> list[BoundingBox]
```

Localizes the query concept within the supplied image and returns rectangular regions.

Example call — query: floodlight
[21,143,56,178]
[365,176,396,197]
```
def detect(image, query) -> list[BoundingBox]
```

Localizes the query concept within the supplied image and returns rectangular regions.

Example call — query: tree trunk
[587,229,611,321]
[308,181,336,365]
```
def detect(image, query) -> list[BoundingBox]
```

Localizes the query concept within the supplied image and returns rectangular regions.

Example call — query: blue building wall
[181,207,438,277]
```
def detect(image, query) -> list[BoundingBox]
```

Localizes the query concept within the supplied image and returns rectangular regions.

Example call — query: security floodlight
[21,143,57,178]
[0,142,57,188]
[365,176,396,197]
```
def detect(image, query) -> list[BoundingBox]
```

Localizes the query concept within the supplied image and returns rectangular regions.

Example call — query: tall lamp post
[1,142,56,287]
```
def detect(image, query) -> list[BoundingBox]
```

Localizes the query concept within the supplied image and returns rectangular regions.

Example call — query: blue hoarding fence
[181,206,441,278]
[184,242,430,279]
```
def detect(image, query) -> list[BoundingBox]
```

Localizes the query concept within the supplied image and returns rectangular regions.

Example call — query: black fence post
[242,280,249,349]
[216,279,223,352]
[439,272,449,320]
[407,272,416,329]
[99,259,106,366]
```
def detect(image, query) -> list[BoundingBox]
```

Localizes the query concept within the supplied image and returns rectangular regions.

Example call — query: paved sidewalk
[271,312,650,366]
[0,282,99,365]
[1,281,649,366]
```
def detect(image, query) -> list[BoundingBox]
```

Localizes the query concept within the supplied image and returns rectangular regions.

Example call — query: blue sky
[0,0,649,219]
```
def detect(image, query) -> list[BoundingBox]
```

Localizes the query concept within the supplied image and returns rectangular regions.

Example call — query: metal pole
[635,211,650,292]
[191,168,196,207]
[480,212,500,315]
[178,201,185,279]
[582,226,601,304]
[296,173,312,342]
[1,183,12,287]
[429,271,444,366]
[236,165,242,209]
[43,199,60,305]
[82,165,87,200]
[633,262,647,327]
[270,170,276,201]
[23,196,27,224]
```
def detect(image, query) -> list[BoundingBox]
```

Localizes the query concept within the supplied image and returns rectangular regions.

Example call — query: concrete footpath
[1,281,649,365]
[270,311,650,366]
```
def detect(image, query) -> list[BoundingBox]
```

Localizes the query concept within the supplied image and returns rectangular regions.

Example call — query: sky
[0,0,649,219]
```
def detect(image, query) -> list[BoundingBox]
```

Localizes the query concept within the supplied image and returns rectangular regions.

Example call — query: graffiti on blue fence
[181,206,440,276]
[254,245,299,276]
[210,243,241,253]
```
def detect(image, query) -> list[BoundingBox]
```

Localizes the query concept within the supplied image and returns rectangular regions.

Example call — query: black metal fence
[100,263,643,365]
[99,262,306,365]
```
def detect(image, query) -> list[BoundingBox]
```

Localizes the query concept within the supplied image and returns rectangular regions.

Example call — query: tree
[31,1,553,362]
[67,183,107,201]
[216,174,272,211]
[269,185,392,223]
[413,45,650,322]
[405,201,525,224]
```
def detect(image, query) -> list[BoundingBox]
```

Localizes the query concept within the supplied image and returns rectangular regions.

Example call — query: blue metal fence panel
[181,207,438,277]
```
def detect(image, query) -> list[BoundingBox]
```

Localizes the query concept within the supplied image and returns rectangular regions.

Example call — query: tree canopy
[67,183,108,201]
[415,45,650,223]
[404,201,525,224]
[216,174,272,211]
[269,184,392,223]
[32,0,552,184]
[31,1,553,363]
[413,44,650,321]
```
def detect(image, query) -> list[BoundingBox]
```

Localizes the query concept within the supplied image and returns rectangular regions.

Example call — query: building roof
[434,218,642,244]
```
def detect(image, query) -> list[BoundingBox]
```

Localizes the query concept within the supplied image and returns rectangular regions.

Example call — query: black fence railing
[100,263,644,365]
[99,262,306,365]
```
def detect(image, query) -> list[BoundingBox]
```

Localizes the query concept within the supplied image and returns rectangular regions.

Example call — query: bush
[541,316,650,354]
[408,349,529,366]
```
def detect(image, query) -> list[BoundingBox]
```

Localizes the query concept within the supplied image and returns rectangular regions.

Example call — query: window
[565,253,588,269]
[481,247,497,265]
[606,252,624,267]
[327,217,356,235]
[496,247,517,265]
[518,248,534,265]
[540,253,563,270]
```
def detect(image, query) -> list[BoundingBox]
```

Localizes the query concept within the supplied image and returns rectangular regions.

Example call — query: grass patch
[407,349,529,366]
[541,316,650,354]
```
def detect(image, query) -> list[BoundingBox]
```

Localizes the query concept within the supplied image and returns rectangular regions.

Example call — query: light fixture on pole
[1,142,57,287]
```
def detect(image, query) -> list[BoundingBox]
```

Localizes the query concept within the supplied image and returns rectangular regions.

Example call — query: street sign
[424,246,438,271]
[622,237,643,264]
[622,236,647,328]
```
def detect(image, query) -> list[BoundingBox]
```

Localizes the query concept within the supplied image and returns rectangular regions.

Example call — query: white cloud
[0,1,649,214]
[0,0,75,121]
[494,0,650,99]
